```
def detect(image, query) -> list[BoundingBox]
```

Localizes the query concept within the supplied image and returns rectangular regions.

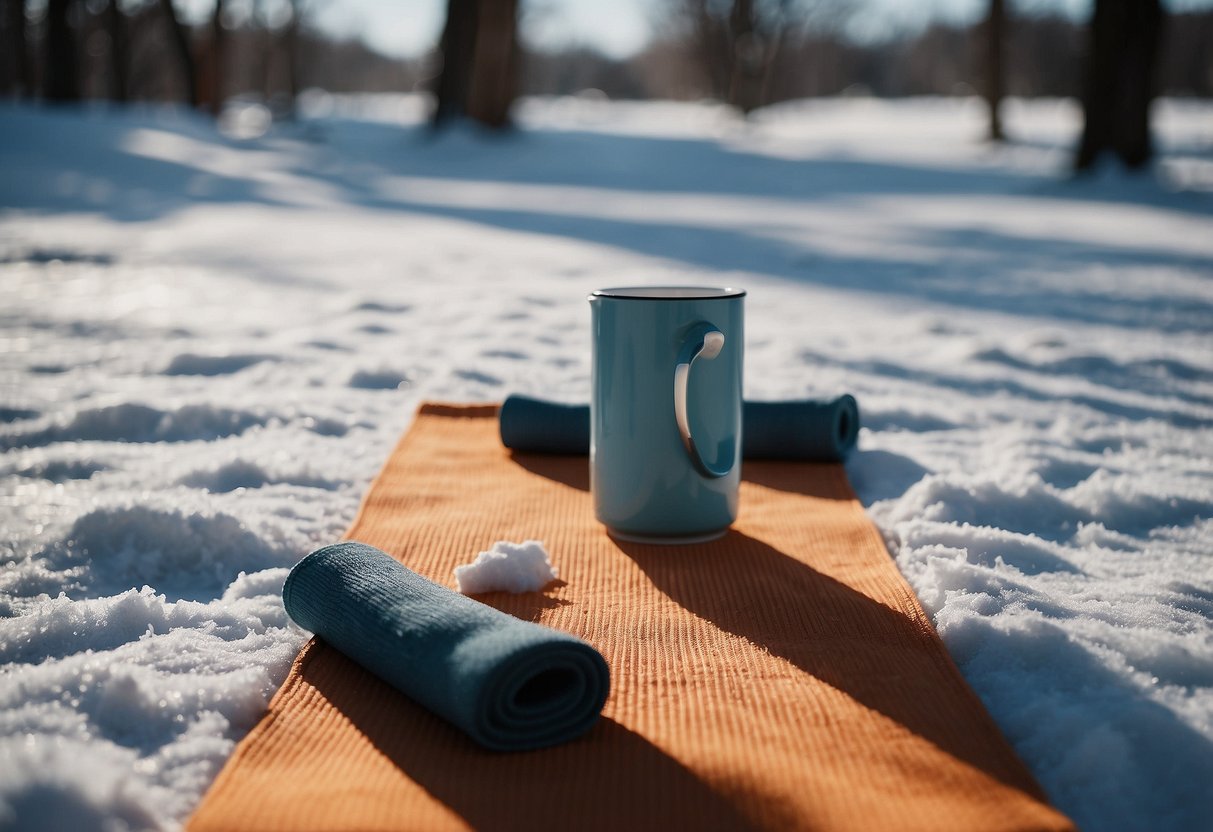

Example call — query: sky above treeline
[178,0,1213,60]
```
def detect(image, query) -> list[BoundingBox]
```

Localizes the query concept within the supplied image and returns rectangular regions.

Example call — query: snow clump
[454,540,558,594]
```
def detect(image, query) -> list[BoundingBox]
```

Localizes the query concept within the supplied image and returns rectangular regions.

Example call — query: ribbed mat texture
[188,403,1073,832]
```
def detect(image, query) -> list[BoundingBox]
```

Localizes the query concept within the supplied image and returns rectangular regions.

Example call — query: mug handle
[674,322,733,479]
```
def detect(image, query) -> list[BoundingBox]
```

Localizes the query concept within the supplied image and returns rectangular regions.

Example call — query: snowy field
[1,94,1211,831]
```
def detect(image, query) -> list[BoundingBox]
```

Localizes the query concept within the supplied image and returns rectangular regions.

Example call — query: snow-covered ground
[1,94,1211,831]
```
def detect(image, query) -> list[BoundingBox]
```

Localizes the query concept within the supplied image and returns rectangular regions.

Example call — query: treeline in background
[532,2,1211,102]
[2,0,1209,168]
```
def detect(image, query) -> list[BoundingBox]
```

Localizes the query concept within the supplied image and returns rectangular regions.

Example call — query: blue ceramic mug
[589,287,745,544]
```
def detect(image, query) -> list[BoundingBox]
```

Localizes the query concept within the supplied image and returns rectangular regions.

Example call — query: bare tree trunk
[1115,0,1162,168]
[434,0,478,125]
[1075,0,1163,171]
[684,0,784,115]
[727,0,766,114]
[283,0,301,118]
[4,0,31,97]
[104,0,128,102]
[44,0,79,102]
[686,0,731,102]
[466,0,516,127]
[158,0,198,107]
[205,0,224,116]
[984,0,1005,141]
[255,0,273,104]
[756,27,785,111]
[433,0,517,129]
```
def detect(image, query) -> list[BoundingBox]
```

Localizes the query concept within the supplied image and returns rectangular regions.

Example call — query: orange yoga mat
[188,403,1072,832]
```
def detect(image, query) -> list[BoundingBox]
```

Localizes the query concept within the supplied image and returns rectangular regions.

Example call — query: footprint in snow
[163,353,272,376]
[348,369,410,390]
[0,407,39,423]
[455,369,502,386]
[303,340,351,352]
[352,301,411,314]
[180,459,339,492]
[357,323,394,335]
[15,459,107,482]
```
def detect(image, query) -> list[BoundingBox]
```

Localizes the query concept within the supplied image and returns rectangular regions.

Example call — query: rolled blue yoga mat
[283,541,610,752]
[500,394,860,462]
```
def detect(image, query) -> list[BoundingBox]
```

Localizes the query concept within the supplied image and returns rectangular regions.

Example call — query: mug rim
[590,286,746,300]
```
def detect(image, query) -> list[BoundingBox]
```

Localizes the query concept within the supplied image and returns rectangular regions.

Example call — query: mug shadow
[509,451,858,500]
[508,451,590,491]
[740,459,855,500]
[305,647,756,831]
[612,529,1048,799]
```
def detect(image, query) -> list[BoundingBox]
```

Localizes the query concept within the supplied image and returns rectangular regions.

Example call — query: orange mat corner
[187,402,1072,832]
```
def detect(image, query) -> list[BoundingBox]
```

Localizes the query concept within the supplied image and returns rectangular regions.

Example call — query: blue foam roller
[284,541,610,752]
[499,394,859,462]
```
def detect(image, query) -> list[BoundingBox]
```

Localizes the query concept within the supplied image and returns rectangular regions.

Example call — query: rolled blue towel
[500,394,860,462]
[283,541,610,752]
[742,396,860,462]
[500,396,591,456]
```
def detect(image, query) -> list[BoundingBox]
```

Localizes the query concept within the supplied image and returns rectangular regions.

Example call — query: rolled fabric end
[742,395,860,462]
[462,635,608,751]
[500,395,590,455]
[499,394,860,462]
[284,541,610,752]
